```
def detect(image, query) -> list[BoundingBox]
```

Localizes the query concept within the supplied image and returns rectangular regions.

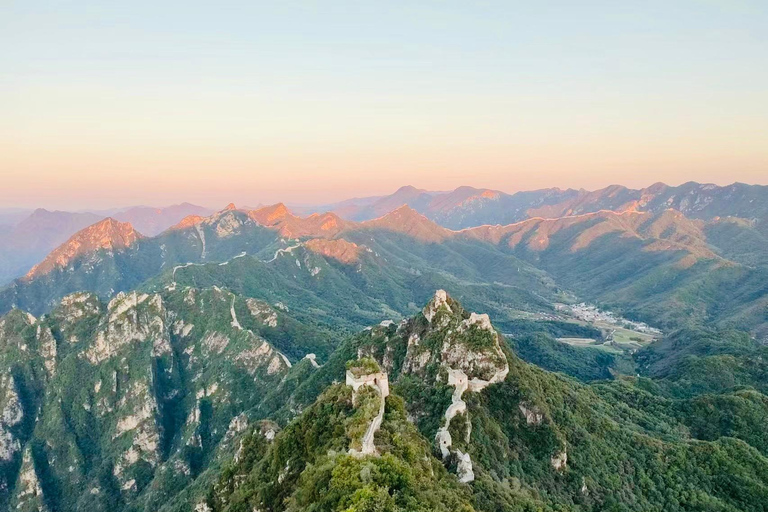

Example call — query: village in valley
[552,302,662,354]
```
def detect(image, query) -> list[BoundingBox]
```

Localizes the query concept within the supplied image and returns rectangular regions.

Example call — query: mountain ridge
[0,203,213,286]
[303,181,768,231]
[24,218,143,280]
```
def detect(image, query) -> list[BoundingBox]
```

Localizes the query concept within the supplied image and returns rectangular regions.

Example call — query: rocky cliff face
[0,286,307,512]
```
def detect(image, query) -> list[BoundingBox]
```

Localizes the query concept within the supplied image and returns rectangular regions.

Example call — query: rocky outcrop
[0,284,300,510]
[36,325,57,377]
[357,290,510,483]
[439,311,509,384]
[84,292,168,364]
[551,447,568,471]
[205,210,246,239]
[245,298,278,328]
[519,403,544,425]
[0,375,23,464]
[423,289,451,323]
[12,447,46,512]
[421,291,510,482]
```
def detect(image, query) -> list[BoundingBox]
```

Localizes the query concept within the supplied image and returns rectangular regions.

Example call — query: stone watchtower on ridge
[345,357,389,398]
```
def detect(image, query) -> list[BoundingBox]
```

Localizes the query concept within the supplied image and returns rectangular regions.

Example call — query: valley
[553,302,661,355]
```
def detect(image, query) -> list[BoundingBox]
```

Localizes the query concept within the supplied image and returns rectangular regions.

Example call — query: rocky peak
[422,289,453,323]
[276,211,348,238]
[643,182,669,195]
[169,214,205,231]
[24,218,142,280]
[248,203,292,226]
[394,185,424,194]
[366,291,510,483]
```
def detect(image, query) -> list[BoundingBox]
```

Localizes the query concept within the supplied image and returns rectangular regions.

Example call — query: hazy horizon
[2,178,768,213]
[3,1,767,209]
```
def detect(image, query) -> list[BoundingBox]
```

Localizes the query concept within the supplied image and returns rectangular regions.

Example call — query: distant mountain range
[2,181,767,337]
[301,181,768,230]
[0,203,213,285]
[4,181,766,288]
[2,180,768,340]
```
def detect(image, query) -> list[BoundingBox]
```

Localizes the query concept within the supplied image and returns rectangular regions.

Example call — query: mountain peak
[25,218,142,280]
[224,203,237,211]
[249,203,293,226]
[392,203,418,214]
[393,185,426,195]
[168,214,205,231]
[362,205,451,242]
[453,185,484,194]
[423,289,453,322]
[375,204,426,223]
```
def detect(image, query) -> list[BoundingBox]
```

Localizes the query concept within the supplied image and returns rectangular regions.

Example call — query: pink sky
[3,144,767,210]
[3,2,767,210]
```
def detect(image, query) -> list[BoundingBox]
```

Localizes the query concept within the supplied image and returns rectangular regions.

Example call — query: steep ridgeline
[265,291,768,511]
[112,203,214,237]
[0,198,719,315]
[159,218,560,357]
[425,292,510,484]
[0,203,456,317]
[0,287,323,512]
[458,208,768,339]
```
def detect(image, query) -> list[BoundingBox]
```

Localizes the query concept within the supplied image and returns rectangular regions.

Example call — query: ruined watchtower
[345,357,389,398]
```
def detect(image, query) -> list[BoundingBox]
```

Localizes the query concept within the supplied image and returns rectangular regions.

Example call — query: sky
[1,1,767,210]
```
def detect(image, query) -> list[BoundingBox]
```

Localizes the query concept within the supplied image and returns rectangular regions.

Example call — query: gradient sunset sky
[2,1,767,209]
